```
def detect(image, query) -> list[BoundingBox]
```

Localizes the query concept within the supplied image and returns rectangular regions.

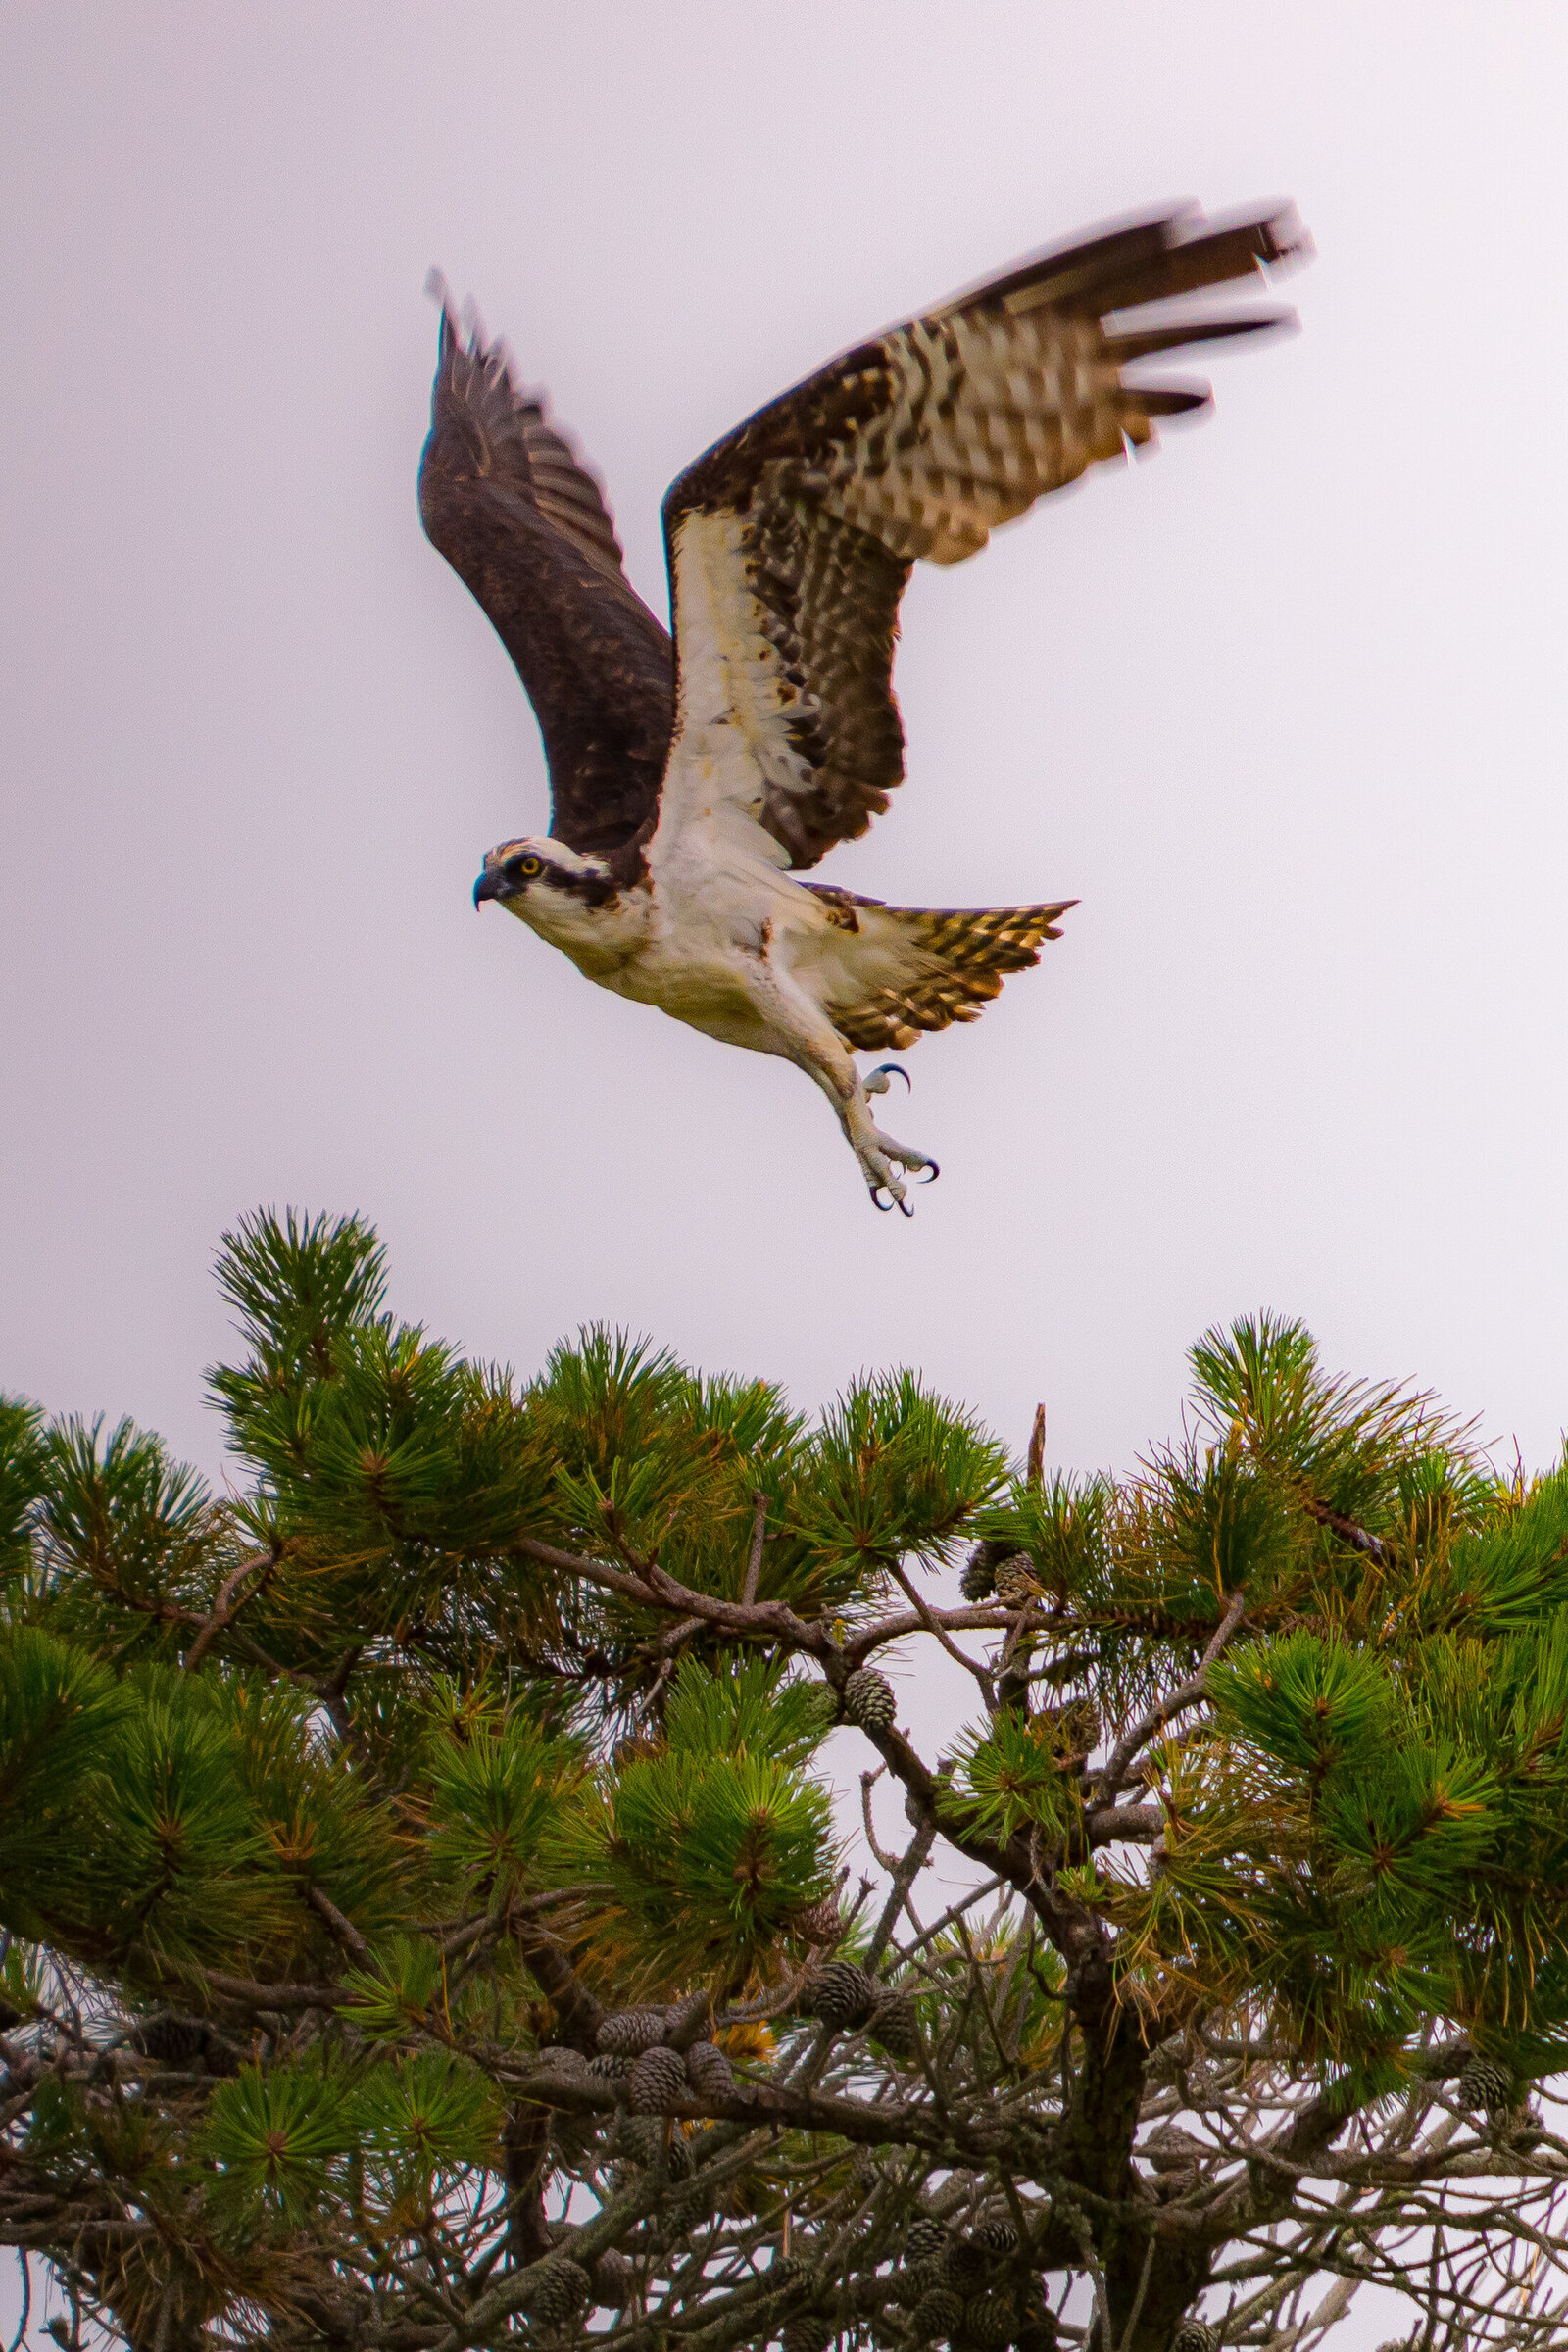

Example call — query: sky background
[3,3,1566,2341]
[7,4,1568,1490]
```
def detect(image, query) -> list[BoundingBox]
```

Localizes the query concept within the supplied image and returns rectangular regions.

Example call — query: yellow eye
[518,856,542,878]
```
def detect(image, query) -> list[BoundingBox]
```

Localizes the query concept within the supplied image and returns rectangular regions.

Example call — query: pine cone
[547,2110,595,2168]
[869,1991,920,2061]
[994,1554,1039,1609]
[1154,2162,1200,2202]
[965,2295,1020,2347]
[941,2239,988,2293]
[1172,2323,1219,2352]
[135,2016,210,2067]
[592,2252,636,2308]
[587,2052,632,2084]
[1057,1697,1101,1754]
[597,2007,668,2056]
[803,1960,877,2033]
[792,1892,847,1946]
[1182,2057,1222,2105]
[1016,2311,1058,2352]
[520,2256,591,2325]
[1456,2053,1513,2115]
[628,2044,688,2114]
[972,2217,1019,2255]
[662,2196,702,2243]
[783,2321,834,2352]
[909,2286,965,2342]
[960,1542,1004,1602]
[768,2255,816,2293]
[1148,2030,1189,2080]
[894,2264,942,2308]
[612,2112,666,2167]
[905,2218,951,2263]
[535,2044,588,2080]
[685,2040,735,2098]
[841,1668,897,1733]
[1145,2124,1206,2174]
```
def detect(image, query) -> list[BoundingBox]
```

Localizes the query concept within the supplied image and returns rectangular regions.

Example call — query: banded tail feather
[806,886,1076,1052]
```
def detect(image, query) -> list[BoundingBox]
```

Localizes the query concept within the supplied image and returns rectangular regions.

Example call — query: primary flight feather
[420,203,1307,1211]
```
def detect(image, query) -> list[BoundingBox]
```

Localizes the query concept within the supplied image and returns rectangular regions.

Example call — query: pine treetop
[3,1210,1567,2352]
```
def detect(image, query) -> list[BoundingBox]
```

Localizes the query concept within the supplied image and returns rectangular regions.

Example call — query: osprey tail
[803,886,1075,1053]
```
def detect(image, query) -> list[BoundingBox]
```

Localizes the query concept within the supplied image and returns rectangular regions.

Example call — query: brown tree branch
[742,1489,767,1604]
[307,1883,370,1965]
[1304,1497,1392,1566]
[180,1547,279,1671]
[1097,1588,1249,1803]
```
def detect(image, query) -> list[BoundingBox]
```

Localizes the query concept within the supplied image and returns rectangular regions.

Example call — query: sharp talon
[896,1195,915,1218]
[871,1186,896,1212]
[869,1061,911,1094]
[918,1161,940,1184]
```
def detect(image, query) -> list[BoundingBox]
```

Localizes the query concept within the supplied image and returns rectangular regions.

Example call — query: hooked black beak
[473,868,508,909]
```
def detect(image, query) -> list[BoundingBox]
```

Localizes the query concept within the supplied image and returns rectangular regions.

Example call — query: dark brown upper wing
[661,205,1308,871]
[418,276,675,859]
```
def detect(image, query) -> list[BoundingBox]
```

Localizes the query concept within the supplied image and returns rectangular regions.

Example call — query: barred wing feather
[659,205,1305,871]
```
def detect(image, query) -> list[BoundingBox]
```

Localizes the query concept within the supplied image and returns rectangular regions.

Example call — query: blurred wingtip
[1251,201,1315,275]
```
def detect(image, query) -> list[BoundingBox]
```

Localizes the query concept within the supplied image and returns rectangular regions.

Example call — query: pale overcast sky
[3,8,1566,2341]
[5,4,1567,1495]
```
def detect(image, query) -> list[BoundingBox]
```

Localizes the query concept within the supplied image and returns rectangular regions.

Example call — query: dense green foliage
[4,1213,1568,2352]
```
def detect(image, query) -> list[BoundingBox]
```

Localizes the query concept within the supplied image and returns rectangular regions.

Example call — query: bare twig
[885,1555,996,1701]
[894,1874,1010,1963]
[6,2249,29,2352]
[1098,1587,1249,1802]
[865,1819,937,1970]
[860,1768,903,1875]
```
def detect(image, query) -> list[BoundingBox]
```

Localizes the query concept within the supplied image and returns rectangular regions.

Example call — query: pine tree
[3,1211,1568,2352]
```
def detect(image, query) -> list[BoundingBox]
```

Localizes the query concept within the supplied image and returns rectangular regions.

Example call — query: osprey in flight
[421,205,1305,1211]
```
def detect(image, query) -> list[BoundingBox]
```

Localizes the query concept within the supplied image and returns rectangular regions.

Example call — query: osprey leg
[737,948,936,1209]
[782,1002,937,1208]
[821,1062,938,1214]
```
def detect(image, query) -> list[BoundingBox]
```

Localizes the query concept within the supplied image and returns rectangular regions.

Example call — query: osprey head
[473,836,615,921]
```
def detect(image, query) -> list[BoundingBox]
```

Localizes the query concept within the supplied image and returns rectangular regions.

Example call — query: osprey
[421,205,1305,1211]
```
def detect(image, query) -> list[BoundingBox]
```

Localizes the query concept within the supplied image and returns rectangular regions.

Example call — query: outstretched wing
[659,205,1307,871]
[418,276,675,859]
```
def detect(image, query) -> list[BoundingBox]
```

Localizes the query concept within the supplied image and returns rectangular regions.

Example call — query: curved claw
[917,1160,940,1185]
[896,1194,915,1219]
[868,1061,911,1094]
[870,1185,897,1213]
